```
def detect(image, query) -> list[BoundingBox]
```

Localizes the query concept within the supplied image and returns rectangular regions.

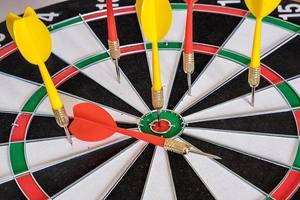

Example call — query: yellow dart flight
[136,0,172,120]
[6,7,72,144]
[245,0,281,106]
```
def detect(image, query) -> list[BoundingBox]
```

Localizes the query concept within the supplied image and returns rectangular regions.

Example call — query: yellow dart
[6,7,72,144]
[245,0,281,106]
[136,0,172,121]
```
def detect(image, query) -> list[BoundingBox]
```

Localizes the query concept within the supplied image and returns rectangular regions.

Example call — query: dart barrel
[151,88,164,110]
[248,67,261,88]
[108,40,121,60]
[164,138,190,155]
[183,52,195,75]
[53,107,69,128]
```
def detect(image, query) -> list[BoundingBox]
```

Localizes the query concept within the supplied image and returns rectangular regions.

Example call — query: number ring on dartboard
[0,1,300,200]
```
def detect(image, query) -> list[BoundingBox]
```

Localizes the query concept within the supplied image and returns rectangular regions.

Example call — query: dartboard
[0,0,300,199]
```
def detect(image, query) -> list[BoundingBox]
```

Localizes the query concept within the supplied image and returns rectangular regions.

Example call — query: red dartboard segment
[194,4,248,17]
[52,66,79,87]
[16,173,49,200]
[10,114,32,142]
[294,110,300,137]
[193,43,219,55]
[261,65,284,85]
[270,170,300,200]
[83,7,135,22]
[0,42,17,60]
[120,43,145,55]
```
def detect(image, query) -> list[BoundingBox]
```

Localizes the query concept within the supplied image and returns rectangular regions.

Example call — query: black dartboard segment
[106,144,155,200]
[188,111,298,136]
[262,36,300,80]
[0,0,299,199]
[0,113,17,143]
[0,52,68,83]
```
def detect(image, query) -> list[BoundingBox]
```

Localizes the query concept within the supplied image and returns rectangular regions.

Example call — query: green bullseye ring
[138,110,185,138]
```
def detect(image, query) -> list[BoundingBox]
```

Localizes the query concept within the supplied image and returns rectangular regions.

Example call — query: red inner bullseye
[151,119,171,134]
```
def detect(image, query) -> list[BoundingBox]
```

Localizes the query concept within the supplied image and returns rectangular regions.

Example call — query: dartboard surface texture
[0,0,300,199]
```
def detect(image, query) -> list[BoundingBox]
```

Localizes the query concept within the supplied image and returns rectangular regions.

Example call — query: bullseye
[150,119,171,134]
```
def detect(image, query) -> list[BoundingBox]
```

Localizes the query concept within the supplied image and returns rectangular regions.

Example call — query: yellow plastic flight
[245,0,281,69]
[137,0,172,91]
[6,7,62,110]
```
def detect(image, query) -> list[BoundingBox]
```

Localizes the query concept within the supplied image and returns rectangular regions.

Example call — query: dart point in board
[6,7,73,145]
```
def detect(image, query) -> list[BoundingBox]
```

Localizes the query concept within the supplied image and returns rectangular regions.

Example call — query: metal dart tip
[251,87,255,107]
[187,73,192,96]
[115,59,121,83]
[157,109,161,122]
[189,146,221,160]
[64,127,73,145]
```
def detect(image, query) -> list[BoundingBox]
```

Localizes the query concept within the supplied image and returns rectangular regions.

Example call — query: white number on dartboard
[38,12,60,22]
[278,3,300,20]
[217,0,241,7]
[96,0,119,10]
[0,33,5,47]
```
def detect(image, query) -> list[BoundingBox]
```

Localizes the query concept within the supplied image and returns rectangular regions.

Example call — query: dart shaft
[250,18,262,69]
[108,125,166,147]
[38,62,63,110]
[106,0,118,41]
[184,2,194,54]
[152,42,162,91]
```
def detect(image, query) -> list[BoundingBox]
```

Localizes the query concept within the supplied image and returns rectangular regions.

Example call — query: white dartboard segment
[26,134,128,173]
[35,92,139,124]
[51,23,106,64]
[164,10,187,42]
[174,57,244,113]
[81,60,150,114]
[185,153,266,200]
[184,86,290,123]
[184,128,298,166]
[288,76,300,98]
[0,145,11,184]
[146,50,181,108]
[142,147,176,200]
[223,18,294,57]
[54,141,147,200]
[0,73,39,113]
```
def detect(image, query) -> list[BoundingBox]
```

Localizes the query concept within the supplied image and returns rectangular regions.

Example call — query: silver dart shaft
[64,127,73,145]
[187,73,192,96]
[251,87,255,107]
[115,59,121,83]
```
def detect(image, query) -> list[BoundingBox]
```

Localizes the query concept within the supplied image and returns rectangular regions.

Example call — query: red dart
[106,0,121,82]
[69,102,165,146]
[69,102,221,159]
[183,0,198,95]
